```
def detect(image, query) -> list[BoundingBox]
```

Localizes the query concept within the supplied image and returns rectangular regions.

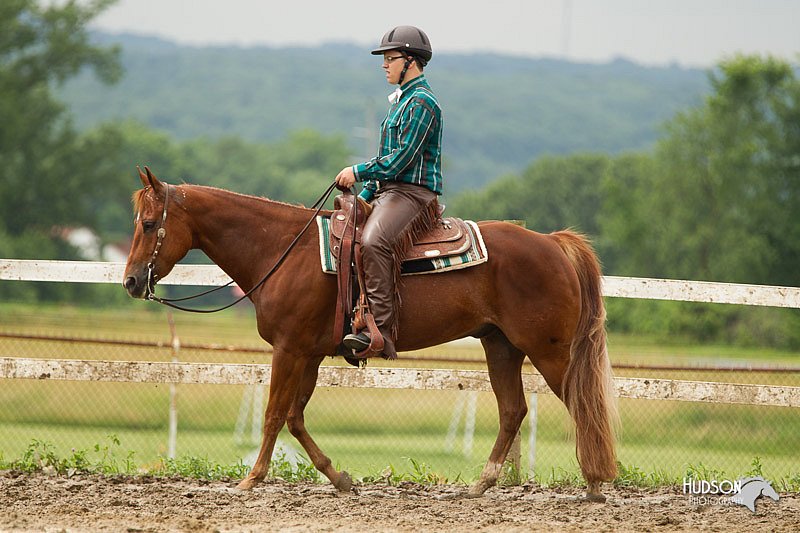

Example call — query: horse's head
[123,167,193,299]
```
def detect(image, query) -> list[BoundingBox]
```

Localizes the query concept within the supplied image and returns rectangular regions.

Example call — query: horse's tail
[551,230,618,483]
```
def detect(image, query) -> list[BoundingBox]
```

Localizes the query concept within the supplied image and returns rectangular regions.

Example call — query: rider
[335,25,443,359]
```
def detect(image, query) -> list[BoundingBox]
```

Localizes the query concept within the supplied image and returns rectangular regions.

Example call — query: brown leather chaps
[360,182,438,359]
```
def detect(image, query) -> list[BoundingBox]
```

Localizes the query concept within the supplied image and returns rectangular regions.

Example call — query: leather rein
[143,181,339,313]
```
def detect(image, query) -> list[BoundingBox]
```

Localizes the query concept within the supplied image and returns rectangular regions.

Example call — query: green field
[1,302,798,485]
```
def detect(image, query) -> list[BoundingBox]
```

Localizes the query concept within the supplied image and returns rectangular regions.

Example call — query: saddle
[328,198,473,263]
[329,191,474,360]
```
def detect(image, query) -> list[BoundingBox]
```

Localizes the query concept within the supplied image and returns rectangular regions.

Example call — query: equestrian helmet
[371,25,432,64]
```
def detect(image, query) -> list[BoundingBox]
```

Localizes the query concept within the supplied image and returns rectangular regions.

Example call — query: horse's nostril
[124,276,137,291]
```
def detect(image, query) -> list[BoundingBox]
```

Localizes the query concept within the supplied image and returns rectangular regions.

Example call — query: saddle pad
[316,216,488,276]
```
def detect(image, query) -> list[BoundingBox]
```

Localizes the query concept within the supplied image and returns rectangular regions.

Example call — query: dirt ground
[0,471,797,532]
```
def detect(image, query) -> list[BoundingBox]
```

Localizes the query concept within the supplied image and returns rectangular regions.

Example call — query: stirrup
[343,331,371,352]
[346,313,384,359]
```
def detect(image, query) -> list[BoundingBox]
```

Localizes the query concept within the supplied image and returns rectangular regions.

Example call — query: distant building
[55,227,130,262]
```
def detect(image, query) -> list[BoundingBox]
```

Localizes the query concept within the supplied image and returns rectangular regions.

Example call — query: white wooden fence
[2,259,799,307]
[2,259,799,466]
[2,259,799,409]
[1,357,798,408]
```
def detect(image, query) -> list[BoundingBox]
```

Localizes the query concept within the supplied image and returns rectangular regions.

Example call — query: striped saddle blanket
[316,216,488,275]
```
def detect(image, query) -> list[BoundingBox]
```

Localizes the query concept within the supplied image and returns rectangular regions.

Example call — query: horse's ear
[136,166,149,189]
[143,166,164,195]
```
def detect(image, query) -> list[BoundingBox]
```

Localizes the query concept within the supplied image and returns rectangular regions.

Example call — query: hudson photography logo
[683,476,780,512]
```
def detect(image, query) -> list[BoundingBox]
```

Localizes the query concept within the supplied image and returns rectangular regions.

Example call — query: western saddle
[328,190,475,361]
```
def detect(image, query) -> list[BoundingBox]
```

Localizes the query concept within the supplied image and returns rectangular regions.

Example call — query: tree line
[1,2,797,347]
[59,28,707,194]
[451,55,800,348]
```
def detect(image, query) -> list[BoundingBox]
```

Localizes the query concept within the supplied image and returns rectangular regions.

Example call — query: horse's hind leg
[530,340,612,502]
[237,349,306,490]
[286,356,352,492]
[469,329,527,496]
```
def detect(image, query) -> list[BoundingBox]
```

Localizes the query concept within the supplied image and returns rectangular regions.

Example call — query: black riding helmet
[371,25,432,66]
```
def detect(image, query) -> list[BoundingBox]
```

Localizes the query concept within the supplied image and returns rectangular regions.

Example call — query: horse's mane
[192,185,309,210]
[131,183,317,215]
[131,188,149,215]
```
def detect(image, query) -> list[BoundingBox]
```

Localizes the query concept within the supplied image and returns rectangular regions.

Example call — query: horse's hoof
[466,483,487,498]
[334,470,353,493]
[583,492,607,503]
[236,477,258,491]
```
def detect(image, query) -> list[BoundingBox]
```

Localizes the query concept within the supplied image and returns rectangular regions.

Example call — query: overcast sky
[91,0,799,68]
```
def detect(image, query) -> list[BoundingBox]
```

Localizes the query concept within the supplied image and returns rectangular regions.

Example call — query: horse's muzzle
[123,270,151,299]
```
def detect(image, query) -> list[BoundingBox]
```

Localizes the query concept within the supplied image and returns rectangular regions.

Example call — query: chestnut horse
[123,167,617,500]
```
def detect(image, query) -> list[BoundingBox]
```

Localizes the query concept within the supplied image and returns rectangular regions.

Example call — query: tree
[71,121,352,241]
[179,129,350,206]
[451,153,610,237]
[650,55,800,285]
[0,0,121,236]
[598,152,658,276]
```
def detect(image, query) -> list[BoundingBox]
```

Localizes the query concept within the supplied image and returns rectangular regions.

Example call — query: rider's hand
[335,167,356,190]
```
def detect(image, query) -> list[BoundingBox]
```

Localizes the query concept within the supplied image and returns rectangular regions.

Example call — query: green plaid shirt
[354,75,443,200]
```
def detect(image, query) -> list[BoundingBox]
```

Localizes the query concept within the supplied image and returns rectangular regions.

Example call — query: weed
[536,466,583,488]
[268,451,320,483]
[362,459,450,486]
[406,457,448,484]
[157,455,249,480]
[93,435,137,475]
[356,464,396,484]
[684,462,728,482]
[780,472,800,492]
[498,461,528,487]
[3,438,798,493]
[745,456,764,478]
[3,436,136,476]
[614,462,677,488]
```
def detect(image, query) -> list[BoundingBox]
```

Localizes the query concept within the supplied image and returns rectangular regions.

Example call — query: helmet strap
[398,55,414,86]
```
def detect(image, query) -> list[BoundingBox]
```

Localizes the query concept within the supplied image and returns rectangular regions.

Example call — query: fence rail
[2,261,800,409]
[2,357,798,408]
[2,259,799,308]
[2,259,799,475]
[4,331,800,374]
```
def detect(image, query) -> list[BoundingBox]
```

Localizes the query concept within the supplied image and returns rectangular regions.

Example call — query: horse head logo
[730,477,780,513]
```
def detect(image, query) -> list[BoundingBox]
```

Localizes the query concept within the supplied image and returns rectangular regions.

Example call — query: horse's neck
[184,186,309,291]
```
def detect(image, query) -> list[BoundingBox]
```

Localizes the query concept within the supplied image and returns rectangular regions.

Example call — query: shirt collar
[388,74,428,104]
[400,74,427,92]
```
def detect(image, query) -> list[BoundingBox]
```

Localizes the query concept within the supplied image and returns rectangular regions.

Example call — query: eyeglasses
[383,55,406,64]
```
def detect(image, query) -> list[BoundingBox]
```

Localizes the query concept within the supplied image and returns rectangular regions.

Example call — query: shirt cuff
[352,163,368,181]
[358,187,374,202]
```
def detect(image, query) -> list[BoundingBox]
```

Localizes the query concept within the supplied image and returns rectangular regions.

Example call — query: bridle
[140,180,338,313]
[144,183,170,301]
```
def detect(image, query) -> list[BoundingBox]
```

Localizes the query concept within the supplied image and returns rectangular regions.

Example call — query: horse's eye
[142,220,157,232]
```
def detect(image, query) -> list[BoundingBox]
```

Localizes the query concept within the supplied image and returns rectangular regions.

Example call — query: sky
[90,0,800,68]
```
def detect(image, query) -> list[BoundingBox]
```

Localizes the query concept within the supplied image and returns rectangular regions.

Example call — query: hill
[58,32,709,193]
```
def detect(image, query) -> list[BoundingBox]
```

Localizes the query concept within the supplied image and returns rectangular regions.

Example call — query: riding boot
[358,182,437,358]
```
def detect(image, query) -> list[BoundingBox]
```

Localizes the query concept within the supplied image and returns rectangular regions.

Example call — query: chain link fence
[1,302,799,486]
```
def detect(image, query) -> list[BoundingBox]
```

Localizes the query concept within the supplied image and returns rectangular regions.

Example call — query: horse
[123,167,618,500]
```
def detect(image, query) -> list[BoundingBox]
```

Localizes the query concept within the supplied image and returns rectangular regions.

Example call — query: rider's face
[382,52,408,85]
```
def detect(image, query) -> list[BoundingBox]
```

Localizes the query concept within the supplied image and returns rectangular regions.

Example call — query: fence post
[444,390,478,456]
[503,393,537,477]
[527,393,538,475]
[506,432,521,470]
[167,312,180,460]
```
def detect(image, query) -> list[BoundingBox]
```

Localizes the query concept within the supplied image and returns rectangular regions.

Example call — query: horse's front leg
[236,349,306,490]
[286,356,352,492]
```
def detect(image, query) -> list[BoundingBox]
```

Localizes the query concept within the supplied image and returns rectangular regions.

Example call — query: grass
[1,302,799,488]
[3,437,798,492]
